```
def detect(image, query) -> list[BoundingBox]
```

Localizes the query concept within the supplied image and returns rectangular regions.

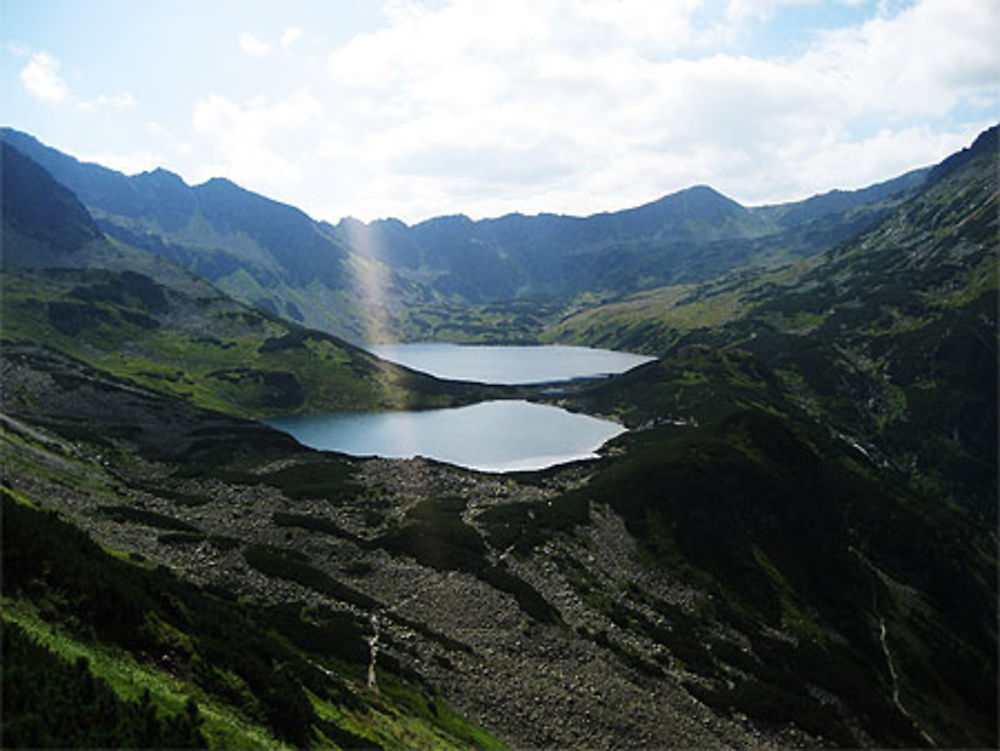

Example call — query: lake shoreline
[263,344,650,472]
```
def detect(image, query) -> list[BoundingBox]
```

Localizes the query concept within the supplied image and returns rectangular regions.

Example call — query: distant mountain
[752,167,929,228]
[338,178,926,305]
[1,128,380,338]
[2,127,929,342]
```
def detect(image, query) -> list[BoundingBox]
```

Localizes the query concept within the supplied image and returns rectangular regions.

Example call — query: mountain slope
[1,346,506,749]
[3,335,994,748]
[0,267,502,417]
[553,125,997,513]
[0,342,784,749]
[0,145,502,417]
[0,128,393,340]
[1,141,101,262]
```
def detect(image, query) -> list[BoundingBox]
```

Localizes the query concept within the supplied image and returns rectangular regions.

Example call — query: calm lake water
[366,342,654,385]
[267,344,652,472]
[265,399,626,473]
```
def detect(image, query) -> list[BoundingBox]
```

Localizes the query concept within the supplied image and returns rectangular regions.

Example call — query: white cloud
[805,0,1000,116]
[281,27,304,47]
[239,32,272,56]
[7,1,993,224]
[19,49,140,111]
[146,121,192,156]
[6,42,32,57]
[192,89,321,187]
[725,0,820,22]
[20,52,69,103]
[79,90,137,110]
[313,0,999,221]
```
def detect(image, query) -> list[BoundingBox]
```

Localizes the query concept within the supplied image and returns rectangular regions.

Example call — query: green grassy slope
[1,267,502,417]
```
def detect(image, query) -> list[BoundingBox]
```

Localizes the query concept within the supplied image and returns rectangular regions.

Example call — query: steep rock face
[1,142,101,261]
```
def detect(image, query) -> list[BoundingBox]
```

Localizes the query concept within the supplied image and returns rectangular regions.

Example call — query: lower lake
[265,399,626,473]
[266,344,652,472]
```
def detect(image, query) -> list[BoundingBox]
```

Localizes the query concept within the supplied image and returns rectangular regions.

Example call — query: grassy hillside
[1,267,502,418]
[2,492,503,751]
[553,125,998,515]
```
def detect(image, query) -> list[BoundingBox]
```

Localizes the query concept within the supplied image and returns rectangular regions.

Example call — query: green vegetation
[258,457,361,501]
[243,544,378,610]
[2,124,996,750]
[1,491,504,749]
[2,620,206,749]
[0,267,507,418]
[555,389,996,746]
[477,493,590,555]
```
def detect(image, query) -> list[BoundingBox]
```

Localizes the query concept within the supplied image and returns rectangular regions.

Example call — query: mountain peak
[660,183,741,207]
[135,166,187,187]
[926,123,998,185]
[196,176,244,193]
[616,183,750,230]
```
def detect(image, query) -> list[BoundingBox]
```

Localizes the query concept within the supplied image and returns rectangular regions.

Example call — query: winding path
[851,546,937,747]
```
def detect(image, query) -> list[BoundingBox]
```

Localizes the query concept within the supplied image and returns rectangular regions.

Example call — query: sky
[2,0,997,224]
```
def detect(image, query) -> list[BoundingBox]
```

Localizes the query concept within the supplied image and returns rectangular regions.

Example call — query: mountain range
[1,126,927,343]
[1,123,996,749]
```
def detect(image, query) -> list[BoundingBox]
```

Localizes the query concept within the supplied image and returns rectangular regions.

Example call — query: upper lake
[266,344,653,472]
[366,342,655,384]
